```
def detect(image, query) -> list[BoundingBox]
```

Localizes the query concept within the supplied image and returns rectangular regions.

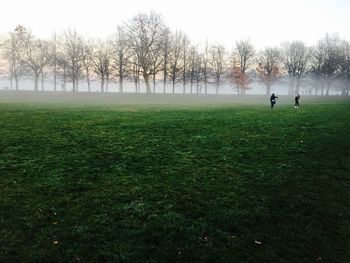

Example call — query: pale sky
[1,0,349,50]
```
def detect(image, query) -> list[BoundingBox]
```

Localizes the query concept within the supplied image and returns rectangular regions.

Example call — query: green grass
[0,102,350,262]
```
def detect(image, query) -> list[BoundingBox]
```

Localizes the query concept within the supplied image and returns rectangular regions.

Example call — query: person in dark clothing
[270,93,278,108]
[294,94,300,108]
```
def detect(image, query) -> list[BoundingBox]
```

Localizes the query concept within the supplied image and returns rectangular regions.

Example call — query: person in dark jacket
[294,94,300,108]
[270,93,278,108]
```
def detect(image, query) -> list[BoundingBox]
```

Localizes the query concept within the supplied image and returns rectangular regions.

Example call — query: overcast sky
[1,0,349,50]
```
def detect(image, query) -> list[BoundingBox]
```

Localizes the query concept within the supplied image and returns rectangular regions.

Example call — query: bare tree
[280,41,312,95]
[256,47,281,95]
[188,45,201,94]
[169,30,185,93]
[23,37,51,91]
[339,40,350,96]
[312,34,343,95]
[181,34,190,94]
[80,38,94,92]
[63,29,83,92]
[232,39,255,94]
[125,12,167,93]
[3,25,30,90]
[209,44,226,94]
[50,32,58,91]
[201,41,210,94]
[110,26,132,93]
[160,28,171,93]
[93,40,111,92]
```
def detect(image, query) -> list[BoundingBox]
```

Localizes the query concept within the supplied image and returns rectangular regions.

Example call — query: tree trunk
[326,81,330,96]
[216,78,219,95]
[119,77,123,93]
[153,73,156,94]
[10,72,13,90]
[63,65,66,91]
[34,73,39,91]
[72,76,76,92]
[54,67,57,91]
[288,74,294,95]
[163,71,167,94]
[143,73,151,93]
[87,75,91,92]
[15,78,19,91]
[41,71,44,91]
[101,77,105,92]
[266,84,271,96]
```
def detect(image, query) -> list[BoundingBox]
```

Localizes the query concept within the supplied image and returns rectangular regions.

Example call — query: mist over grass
[0,101,350,262]
[0,91,349,109]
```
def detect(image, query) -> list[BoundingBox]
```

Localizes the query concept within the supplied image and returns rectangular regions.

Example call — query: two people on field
[269,93,301,109]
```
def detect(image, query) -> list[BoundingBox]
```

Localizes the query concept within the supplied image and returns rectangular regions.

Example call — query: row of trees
[1,12,349,95]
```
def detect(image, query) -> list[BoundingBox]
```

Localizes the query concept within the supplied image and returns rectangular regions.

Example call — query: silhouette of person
[294,94,300,108]
[270,93,278,108]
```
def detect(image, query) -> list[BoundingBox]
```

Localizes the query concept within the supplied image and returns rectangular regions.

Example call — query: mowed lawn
[0,102,350,262]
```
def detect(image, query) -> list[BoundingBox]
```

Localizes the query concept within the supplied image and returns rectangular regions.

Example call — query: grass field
[0,98,350,262]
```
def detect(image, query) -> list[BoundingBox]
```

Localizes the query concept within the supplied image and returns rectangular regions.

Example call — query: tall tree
[209,44,226,94]
[232,39,255,94]
[181,34,190,94]
[281,41,312,95]
[339,40,350,96]
[111,26,131,93]
[81,38,94,92]
[125,12,167,93]
[169,30,185,93]
[24,37,51,91]
[3,25,30,90]
[201,41,210,94]
[93,40,111,92]
[312,34,343,96]
[161,28,171,93]
[63,29,83,92]
[188,45,201,94]
[256,47,281,95]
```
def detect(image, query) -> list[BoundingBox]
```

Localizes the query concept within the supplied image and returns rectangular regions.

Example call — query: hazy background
[1,0,349,49]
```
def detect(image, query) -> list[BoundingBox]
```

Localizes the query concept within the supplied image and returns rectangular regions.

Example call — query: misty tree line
[0,12,349,96]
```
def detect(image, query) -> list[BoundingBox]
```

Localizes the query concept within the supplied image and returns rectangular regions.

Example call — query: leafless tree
[160,28,171,93]
[256,47,281,95]
[63,29,83,92]
[201,41,210,94]
[110,26,132,93]
[169,30,185,93]
[2,25,30,90]
[339,40,350,95]
[23,37,51,91]
[181,34,190,94]
[209,44,226,94]
[232,39,255,94]
[312,34,343,95]
[125,12,167,93]
[49,32,59,91]
[93,40,111,92]
[280,41,312,95]
[188,45,201,94]
[80,38,94,92]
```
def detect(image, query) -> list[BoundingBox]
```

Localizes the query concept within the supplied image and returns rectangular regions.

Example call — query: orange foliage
[231,66,251,91]
[256,63,280,86]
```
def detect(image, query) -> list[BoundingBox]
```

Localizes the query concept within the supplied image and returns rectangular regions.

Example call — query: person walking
[270,93,278,108]
[294,94,300,108]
